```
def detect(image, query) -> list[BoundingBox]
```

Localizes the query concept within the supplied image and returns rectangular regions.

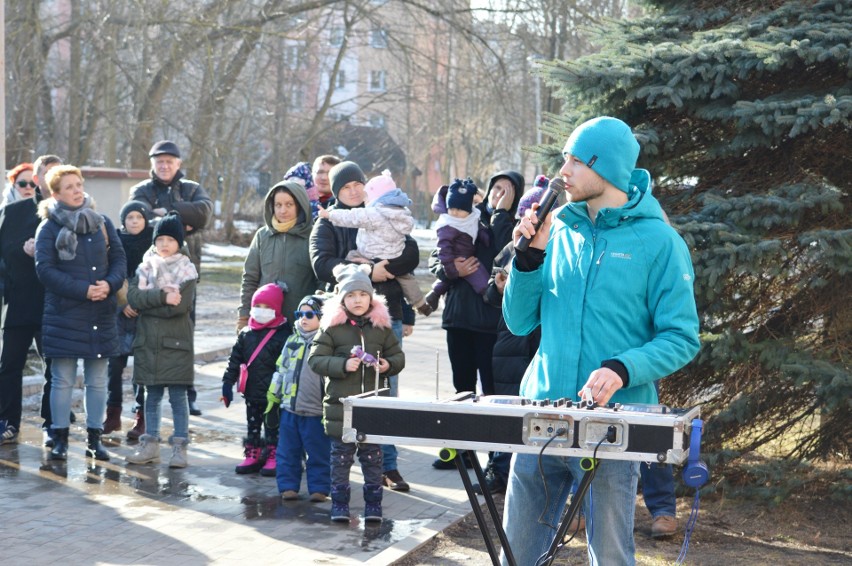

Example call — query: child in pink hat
[318,170,432,315]
[221,283,290,476]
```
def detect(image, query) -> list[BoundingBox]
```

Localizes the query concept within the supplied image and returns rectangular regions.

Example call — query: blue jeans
[640,462,676,518]
[276,410,331,495]
[381,319,402,473]
[502,454,639,566]
[144,385,189,440]
[50,357,108,430]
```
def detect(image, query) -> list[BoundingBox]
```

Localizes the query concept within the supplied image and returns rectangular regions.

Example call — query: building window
[369,114,386,128]
[289,87,304,111]
[283,44,302,70]
[370,28,387,48]
[369,70,387,92]
[336,70,346,89]
[329,27,344,46]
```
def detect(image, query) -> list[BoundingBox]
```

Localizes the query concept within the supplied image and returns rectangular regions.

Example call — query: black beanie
[152,212,184,248]
[120,200,152,228]
[329,161,366,198]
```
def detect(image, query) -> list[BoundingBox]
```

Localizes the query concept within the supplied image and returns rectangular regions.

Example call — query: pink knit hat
[248,283,287,329]
[364,169,397,204]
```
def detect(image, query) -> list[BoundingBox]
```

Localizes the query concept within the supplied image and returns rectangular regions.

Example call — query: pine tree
[535,0,851,467]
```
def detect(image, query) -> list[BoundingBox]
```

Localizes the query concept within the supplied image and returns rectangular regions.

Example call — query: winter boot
[49,428,70,461]
[86,428,110,461]
[127,410,145,440]
[169,437,189,468]
[126,434,161,464]
[330,484,351,523]
[235,438,265,474]
[103,405,122,434]
[187,387,202,416]
[363,483,383,523]
[260,443,277,477]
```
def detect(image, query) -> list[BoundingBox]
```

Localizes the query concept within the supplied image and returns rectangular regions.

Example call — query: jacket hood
[370,188,411,208]
[486,170,524,216]
[321,292,392,330]
[263,180,313,238]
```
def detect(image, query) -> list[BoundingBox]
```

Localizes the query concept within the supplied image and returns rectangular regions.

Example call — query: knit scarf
[136,248,198,292]
[271,216,296,233]
[119,226,154,277]
[47,195,104,260]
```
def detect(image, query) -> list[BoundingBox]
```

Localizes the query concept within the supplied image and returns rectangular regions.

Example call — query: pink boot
[260,444,277,477]
[235,439,265,474]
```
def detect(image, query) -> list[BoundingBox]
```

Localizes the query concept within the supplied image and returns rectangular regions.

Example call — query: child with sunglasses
[221,283,290,476]
[266,294,332,502]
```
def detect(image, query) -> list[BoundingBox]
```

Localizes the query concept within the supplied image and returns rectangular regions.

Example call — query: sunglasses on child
[16,180,37,189]
[293,310,319,319]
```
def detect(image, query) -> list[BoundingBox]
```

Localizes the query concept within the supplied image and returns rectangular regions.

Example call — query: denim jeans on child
[50,357,108,429]
[501,453,640,566]
[144,384,189,440]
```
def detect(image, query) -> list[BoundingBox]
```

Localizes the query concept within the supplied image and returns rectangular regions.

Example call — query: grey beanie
[329,161,367,198]
[333,264,374,297]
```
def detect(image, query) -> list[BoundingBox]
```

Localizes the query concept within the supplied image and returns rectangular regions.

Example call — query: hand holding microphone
[514,177,565,252]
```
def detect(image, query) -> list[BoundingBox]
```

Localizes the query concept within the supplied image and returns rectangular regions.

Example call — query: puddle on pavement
[2,438,433,550]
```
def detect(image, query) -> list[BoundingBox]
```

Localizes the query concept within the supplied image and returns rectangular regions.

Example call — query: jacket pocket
[161,336,191,351]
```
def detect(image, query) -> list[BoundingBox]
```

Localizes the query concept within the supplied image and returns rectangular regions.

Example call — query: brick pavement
[0,313,487,565]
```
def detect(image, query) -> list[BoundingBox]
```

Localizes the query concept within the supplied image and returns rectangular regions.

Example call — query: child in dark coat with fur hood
[308,264,405,523]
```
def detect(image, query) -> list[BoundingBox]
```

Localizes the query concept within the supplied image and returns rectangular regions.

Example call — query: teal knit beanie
[561,117,640,193]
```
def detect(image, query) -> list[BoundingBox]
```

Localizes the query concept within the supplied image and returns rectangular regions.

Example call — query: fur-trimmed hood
[320,292,392,330]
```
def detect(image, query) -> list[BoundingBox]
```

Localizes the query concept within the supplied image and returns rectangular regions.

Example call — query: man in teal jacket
[501,116,700,565]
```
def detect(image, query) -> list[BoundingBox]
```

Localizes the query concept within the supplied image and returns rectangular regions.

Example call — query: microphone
[514,177,564,252]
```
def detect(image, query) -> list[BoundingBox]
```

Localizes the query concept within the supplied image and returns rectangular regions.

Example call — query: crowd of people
[0,115,699,562]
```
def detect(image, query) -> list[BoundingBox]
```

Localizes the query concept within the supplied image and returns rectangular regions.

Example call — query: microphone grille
[548,177,566,192]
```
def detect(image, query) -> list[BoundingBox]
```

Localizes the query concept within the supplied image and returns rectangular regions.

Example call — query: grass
[201,262,243,287]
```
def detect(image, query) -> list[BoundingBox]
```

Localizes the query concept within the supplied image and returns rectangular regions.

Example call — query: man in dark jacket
[128,140,213,275]
[128,140,213,415]
[309,160,420,492]
[0,155,62,445]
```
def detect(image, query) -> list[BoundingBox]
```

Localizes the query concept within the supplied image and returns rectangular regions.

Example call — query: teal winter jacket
[503,169,700,405]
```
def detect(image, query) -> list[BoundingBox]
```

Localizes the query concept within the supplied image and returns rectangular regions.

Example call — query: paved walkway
[0,313,486,565]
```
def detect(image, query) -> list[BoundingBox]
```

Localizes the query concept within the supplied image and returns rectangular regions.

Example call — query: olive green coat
[128,276,196,386]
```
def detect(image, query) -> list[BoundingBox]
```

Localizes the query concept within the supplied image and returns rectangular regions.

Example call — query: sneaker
[309,492,329,503]
[0,422,18,445]
[651,515,678,538]
[280,490,299,500]
[382,469,410,492]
